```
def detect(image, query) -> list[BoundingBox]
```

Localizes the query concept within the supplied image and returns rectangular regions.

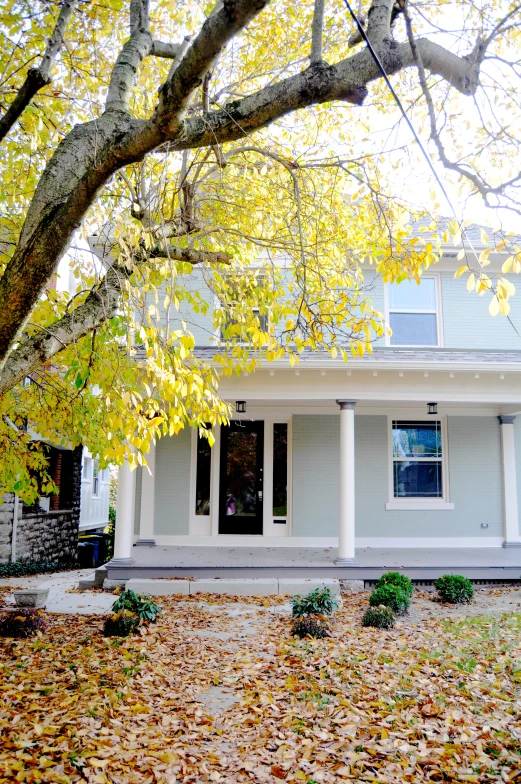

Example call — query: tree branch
[311,0,325,64]
[155,0,271,131]
[105,0,153,112]
[0,0,79,143]
[150,245,232,264]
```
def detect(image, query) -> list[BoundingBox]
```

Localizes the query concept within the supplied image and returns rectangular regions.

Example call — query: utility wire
[341,0,521,339]
[341,0,479,260]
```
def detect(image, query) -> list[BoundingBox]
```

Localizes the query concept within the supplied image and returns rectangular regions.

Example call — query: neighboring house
[0,445,110,563]
[79,450,111,533]
[100,224,521,576]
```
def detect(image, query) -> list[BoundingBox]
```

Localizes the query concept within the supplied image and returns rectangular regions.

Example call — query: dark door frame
[219,420,264,535]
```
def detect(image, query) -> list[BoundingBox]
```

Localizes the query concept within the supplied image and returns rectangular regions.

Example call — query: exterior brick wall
[0,445,83,563]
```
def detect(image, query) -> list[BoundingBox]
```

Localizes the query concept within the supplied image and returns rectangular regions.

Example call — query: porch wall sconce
[235,400,247,414]
[427,402,438,415]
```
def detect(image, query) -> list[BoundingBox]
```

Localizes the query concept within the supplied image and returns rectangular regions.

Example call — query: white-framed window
[83,456,92,481]
[92,460,100,497]
[219,307,269,343]
[386,275,442,347]
[386,417,453,510]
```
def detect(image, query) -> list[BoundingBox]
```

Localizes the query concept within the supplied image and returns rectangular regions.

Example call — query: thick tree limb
[0,264,126,396]
[0,0,79,143]
[156,0,271,130]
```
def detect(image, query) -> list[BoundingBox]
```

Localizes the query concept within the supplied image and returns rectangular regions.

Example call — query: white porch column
[112,458,136,564]
[136,441,157,547]
[499,416,521,547]
[336,400,357,564]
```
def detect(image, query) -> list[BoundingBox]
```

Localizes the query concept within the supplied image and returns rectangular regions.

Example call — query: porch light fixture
[235,400,246,414]
[427,402,438,415]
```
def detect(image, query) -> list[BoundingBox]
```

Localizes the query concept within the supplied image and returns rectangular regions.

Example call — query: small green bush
[111,589,160,622]
[0,609,46,638]
[103,609,139,637]
[369,584,410,615]
[435,574,474,604]
[291,616,331,638]
[362,606,396,629]
[291,587,338,618]
[374,571,414,597]
[0,559,78,578]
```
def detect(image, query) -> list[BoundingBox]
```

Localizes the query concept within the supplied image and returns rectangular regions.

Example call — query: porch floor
[106,545,521,581]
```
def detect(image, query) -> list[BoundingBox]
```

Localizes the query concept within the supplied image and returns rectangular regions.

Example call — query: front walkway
[106,545,521,580]
[0,569,114,614]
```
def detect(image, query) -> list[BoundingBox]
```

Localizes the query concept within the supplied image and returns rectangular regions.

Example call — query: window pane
[388,278,436,310]
[389,312,437,345]
[273,423,288,516]
[392,421,442,458]
[195,435,211,515]
[393,460,442,497]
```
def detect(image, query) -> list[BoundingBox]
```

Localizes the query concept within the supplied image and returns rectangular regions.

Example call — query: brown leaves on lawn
[0,591,521,782]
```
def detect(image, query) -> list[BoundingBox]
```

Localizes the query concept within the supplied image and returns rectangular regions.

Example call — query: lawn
[1,589,521,783]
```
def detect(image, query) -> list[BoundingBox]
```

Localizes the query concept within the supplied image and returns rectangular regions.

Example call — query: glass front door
[219,420,264,534]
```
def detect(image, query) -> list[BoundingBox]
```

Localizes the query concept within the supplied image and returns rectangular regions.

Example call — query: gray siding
[441,272,521,350]
[154,429,192,534]
[292,415,339,536]
[291,414,503,539]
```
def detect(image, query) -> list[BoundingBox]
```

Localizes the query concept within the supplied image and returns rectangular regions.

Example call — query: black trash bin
[77,541,96,569]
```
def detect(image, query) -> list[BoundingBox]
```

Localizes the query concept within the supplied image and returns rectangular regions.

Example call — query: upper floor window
[387,277,440,346]
[220,307,268,343]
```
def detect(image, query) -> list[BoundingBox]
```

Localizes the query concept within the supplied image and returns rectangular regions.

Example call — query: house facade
[110,244,521,570]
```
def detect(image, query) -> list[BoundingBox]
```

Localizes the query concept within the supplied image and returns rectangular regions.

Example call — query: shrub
[369,585,410,615]
[291,587,338,618]
[291,616,331,638]
[362,606,396,630]
[0,609,46,638]
[374,571,414,598]
[0,559,78,578]
[435,574,474,604]
[103,609,140,637]
[111,589,160,622]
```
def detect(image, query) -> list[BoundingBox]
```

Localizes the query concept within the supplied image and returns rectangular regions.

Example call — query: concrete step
[78,565,107,591]
[123,577,357,597]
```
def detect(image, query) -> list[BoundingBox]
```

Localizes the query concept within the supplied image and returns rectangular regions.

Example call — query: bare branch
[150,245,232,264]
[311,0,325,64]
[151,40,180,59]
[0,0,79,143]
[105,0,153,112]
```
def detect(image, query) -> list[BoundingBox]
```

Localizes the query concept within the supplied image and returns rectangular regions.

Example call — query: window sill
[385,501,454,511]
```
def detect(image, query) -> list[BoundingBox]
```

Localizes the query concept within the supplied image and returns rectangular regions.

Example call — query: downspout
[11,494,19,563]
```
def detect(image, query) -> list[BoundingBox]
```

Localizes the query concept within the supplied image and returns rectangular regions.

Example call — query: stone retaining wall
[0,445,82,563]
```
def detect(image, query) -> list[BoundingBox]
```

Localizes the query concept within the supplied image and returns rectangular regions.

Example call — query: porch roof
[195,346,521,372]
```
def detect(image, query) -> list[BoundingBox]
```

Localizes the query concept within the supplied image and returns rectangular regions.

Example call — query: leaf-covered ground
[1,589,521,783]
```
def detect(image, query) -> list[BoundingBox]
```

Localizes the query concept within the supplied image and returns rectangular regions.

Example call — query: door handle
[258,490,263,500]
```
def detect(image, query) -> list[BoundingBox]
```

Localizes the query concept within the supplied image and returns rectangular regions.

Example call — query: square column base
[335,558,358,565]
[503,541,521,547]
[135,539,156,547]
[107,557,135,567]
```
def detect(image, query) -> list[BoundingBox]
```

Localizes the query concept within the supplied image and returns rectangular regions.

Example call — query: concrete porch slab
[278,578,341,597]
[105,545,521,581]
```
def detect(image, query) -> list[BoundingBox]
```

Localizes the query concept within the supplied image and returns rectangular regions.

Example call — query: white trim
[189,429,212,536]
[387,416,451,507]
[151,534,504,548]
[384,273,444,348]
[385,501,454,511]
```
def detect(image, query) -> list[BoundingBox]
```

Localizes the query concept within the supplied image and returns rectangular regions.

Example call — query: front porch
[105,544,521,581]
